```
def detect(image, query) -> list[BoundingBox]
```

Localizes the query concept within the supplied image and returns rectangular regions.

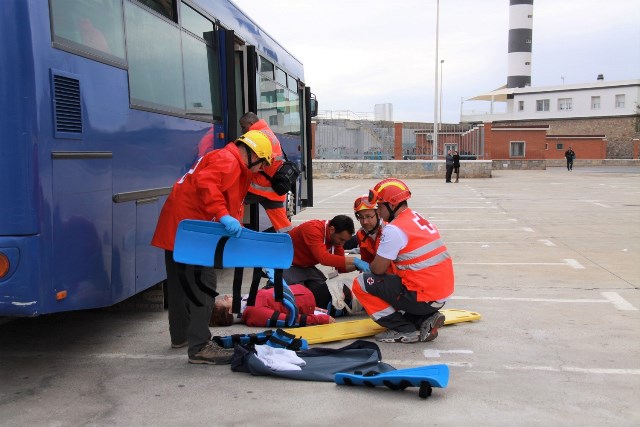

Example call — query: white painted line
[451,296,608,304]
[592,202,611,208]
[602,292,638,311]
[316,185,360,204]
[94,353,185,360]
[384,360,473,368]
[439,228,518,231]
[429,206,497,209]
[564,259,585,269]
[448,241,512,244]
[456,262,578,267]
[423,349,474,358]
[523,227,535,232]
[504,365,640,375]
[538,239,556,246]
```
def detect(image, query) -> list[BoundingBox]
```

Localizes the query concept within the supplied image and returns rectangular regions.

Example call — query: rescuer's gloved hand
[219,215,242,238]
[353,258,370,273]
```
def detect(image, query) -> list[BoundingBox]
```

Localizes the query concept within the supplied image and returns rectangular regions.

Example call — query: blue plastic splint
[335,364,449,399]
[173,220,293,268]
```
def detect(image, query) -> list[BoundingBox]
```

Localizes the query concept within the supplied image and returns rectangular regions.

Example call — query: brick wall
[495,116,640,158]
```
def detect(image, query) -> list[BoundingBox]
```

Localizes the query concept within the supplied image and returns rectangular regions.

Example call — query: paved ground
[1,167,639,426]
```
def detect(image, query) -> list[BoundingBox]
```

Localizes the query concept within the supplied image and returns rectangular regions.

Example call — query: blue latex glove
[219,215,242,238]
[353,257,370,273]
[264,268,275,282]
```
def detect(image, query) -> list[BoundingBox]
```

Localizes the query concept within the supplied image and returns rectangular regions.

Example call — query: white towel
[254,345,306,372]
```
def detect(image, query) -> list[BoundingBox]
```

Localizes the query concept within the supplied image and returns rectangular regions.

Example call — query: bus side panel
[0,0,39,236]
[50,158,112,312]
[111,203,136,305]
[135,199,164,293]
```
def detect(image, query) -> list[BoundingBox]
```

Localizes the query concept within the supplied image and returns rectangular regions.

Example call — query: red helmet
[368,178,411,205]
[353,194,377,213]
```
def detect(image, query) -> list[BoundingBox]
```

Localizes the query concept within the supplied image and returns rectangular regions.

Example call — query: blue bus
[0,0,317,316]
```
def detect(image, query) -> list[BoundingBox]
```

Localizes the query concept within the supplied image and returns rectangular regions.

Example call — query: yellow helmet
[236,130,273,166]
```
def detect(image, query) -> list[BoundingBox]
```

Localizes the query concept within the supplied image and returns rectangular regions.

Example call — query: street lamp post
[432,0,440,160]
[439,59,444,132]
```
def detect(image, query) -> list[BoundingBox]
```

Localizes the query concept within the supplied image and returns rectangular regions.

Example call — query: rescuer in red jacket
[352,178,454,344]
[209,285,334,327]
[284,215,370,309]
[240,112,293,233]
[151,130,273,365]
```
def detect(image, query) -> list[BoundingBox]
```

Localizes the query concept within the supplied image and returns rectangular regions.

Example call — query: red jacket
[248,119,286,202]
[356,220,384,263]
[242,284,331,327]
[151,143,251,251]
[289,220,347,272]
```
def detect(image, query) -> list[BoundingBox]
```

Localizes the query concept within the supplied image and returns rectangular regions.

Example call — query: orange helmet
[368,178,411,205]
[353,194,377,213]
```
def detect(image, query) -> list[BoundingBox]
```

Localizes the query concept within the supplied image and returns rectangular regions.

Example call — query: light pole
[439,59,444,132]
[432,0,440,160]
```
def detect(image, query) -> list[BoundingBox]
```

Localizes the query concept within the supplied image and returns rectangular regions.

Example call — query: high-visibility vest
[248,120,285,202]
[390,208,454,301]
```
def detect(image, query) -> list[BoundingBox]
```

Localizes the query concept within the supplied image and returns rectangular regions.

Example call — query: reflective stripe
[395,251,451,271]
[274,154,284,161]
[371,306,395,320]
[396,238,446,262]
[250,182,277,193]
[276,225,294,233]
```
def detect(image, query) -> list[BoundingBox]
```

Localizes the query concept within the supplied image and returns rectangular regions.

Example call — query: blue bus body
[0,0,315,316]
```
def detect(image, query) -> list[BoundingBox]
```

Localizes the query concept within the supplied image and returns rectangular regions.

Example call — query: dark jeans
[283,265,331,308]
[359,273,444,332]
[165,251,217,357]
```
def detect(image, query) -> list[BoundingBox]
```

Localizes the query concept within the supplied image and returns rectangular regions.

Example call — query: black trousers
[445,164,454,182]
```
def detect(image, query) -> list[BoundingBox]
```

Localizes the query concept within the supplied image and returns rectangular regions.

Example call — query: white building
[463,79,640,123]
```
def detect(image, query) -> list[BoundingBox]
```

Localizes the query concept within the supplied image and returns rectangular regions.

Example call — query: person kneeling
[352,179,454,344]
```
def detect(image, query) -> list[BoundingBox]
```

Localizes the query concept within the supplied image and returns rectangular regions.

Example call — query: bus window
[289,90,301,134]
[50,0,126,64]
[275,67,287,87]
[259,56,274,79]
[136,0,176,22]
[287,74,297,91]
[125,0,185,113]
[182,32,222,120]
[180,3,212,39]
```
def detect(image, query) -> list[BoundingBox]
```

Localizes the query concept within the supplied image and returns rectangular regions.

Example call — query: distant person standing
[445,150,454,183]
[565,146,576,171]
[452,150,461,183]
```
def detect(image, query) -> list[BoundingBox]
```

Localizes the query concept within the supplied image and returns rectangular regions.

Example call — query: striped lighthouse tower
[507,0,534,88]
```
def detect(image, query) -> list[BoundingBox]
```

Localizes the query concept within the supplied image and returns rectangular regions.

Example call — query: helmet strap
[242,144,263,169]
[385,202,405,222]
[359,215,380,243]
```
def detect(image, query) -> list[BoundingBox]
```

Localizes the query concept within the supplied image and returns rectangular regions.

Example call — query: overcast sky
[232,0,640,123]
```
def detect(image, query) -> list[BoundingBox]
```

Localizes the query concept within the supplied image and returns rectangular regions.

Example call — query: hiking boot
[419,311,446,342]
[171,340,188,349]
[374,329,419,343]
[188,342,233,365]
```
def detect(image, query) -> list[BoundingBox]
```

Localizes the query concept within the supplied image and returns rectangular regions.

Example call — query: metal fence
[314,118,484,160]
